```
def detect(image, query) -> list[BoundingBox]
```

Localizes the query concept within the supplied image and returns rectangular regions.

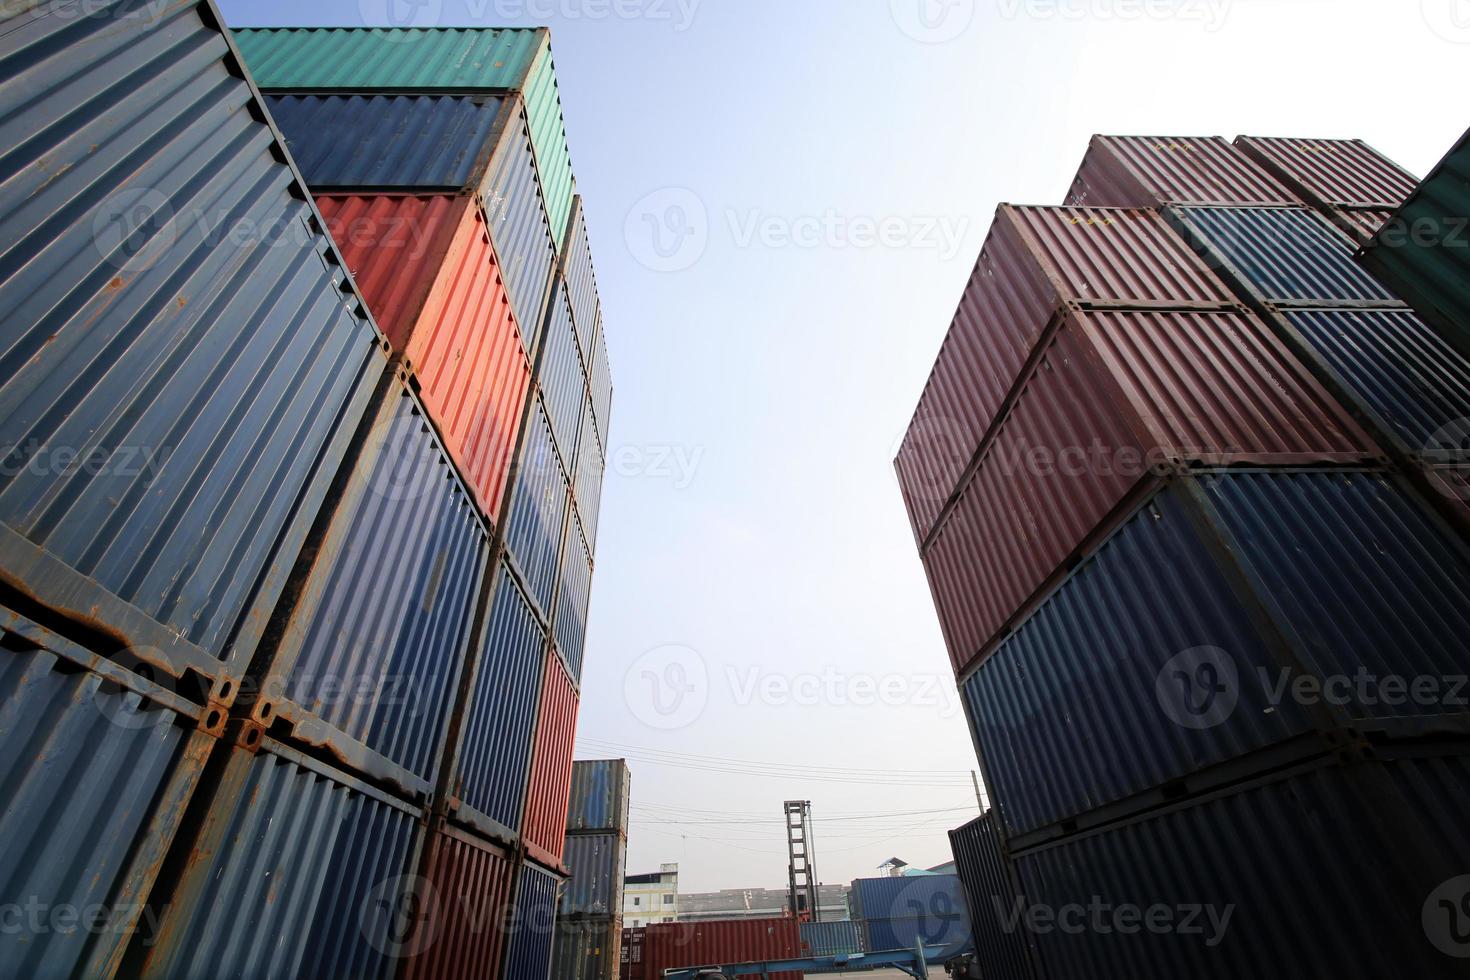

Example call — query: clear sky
[223,0,1467,894]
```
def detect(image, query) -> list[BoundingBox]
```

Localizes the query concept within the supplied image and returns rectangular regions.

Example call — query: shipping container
[0,0,386,687]
[233,27,575,249]
[136,735,425,980]
[638,918,804,980]
[621,927,645,980]
[1066,135,1299,208]
[849,876,967,923]
[1235,136,1418,210]
[452,562,547,842]
[541,279,591,465]
[555,917,623,980]
[0,607,218,980]
[1337,207,1397,244]
[524,650,581,865]
[921,308,1377,674]
[1359,124,1470,359]
[316,194,533,520]
[567,759,632,835]
[561,832,627,917]
[1011,747,1470,980]
[860,916,970,957]
[948,814,1040,980]
[561,196,604,352]
[798,921,862,957]
[589,317,615,454]
[556,512,595,682]
[574,397,608,554]
[963,467,1470,840]
[507,397,572,619]
[895,205,1239,542]
[250,379,491,795]
[508,862,565,980]
[401,825,517,980]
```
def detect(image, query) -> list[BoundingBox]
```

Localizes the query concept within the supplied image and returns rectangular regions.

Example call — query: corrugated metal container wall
[1066,135,1299,208]
[265,95,507,190]
[948,815,1038,980]
[1234,136,1418,209]
[401,826,516,980]
[861,916,970,956]
[588,319,614,452]
[264,382,490,787]
[561,197,603,351]
[922,309,1375,672]
[849,876,967,922]
[554,918,623,980]
[541,280,589,463]
[642,918,803,980]
[507,398,571,617]
[507,862,564,980]
[138,739,423,980]
[0,608,216,980]
[1170,207,1400,305]
[561,832,627,916]
[574,398,607,554]
[317,194,533,520]
[482,96,560,343]
[556,513,594,681]
[620,928,644,980]
[567,759,632,834]
[455,563,547,839]
[799,921,862,957]
[233,26,545,89]
[1338,208,1396,243]
[522,47,576,249]
[1012,751,1470,980]
[524,651,580,863]
[0,1,385,678]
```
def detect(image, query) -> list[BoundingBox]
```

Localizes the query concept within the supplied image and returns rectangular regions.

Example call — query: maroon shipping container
[1066,135,1300,209]
[523,648,579,867]
[636,918,803,980]
[921,308,1379,675]
[402,825,516,980]
[1234,136,1418,210]
[896,206,1237,542]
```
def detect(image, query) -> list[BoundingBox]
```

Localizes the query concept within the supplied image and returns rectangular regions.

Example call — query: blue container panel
[1283,309,1470,456]
[574,398,607,555]
[1175,207,1399,304]
[0,2,384,666]
[567,759,631,834]
[862,917,971,957]
[800,921,863,957]
[556,512,593,682]
[483,98,557,353]
[560,832,626,916]
[274,384,490,781]
[264,94,507,189]
[962,483,1313,838]
[948,814,1037,980]
[506,399,570,617]
[588,317,613,451]
[458,563,548,833]
[850,876,967,922]
[561,198,601,352]
[508,862,562,980]
[540,279,588,465]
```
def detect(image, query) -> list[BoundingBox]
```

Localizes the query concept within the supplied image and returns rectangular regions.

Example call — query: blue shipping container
[799,921,863,957]
[588,318,614,453]
[566,759,631,834]
[508,862,563,980]
[849,876,967,922]
[560,832,626,917]
[574,397,607,555]
[560,196,602,353]
[0,0,385,683]
[948,814,1038,980]
[484,96,559,355]
[862,916,971,957]
[506,397,571,619]
[556,512,594,682]
[540,279,589,466]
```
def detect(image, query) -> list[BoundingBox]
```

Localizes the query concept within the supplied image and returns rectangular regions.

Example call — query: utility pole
[783,800,820,923]
[972,771,986,811]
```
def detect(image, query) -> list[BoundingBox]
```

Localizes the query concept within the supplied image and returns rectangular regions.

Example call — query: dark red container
[523,648,579,865]
[636,918,803,980]
[922,308,1379,675]
[1234,136,1418,210]
[1066,135,1300,208]
[402,825,516,980]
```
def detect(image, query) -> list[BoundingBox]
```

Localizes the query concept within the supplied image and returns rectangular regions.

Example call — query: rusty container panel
[555,512,594,683]
[541,279,590,465]
[402,825,516,980]
[1066,135,1300,208]
[1235,136,1419,210]
[454,563,547,841]
[554,917,623,980]
[561,197,603,352]
[0,607,216,980]
[317,194,533,523]
[506,397,571,618]
[507,862,565,980]
[0,1,385,685]
[261,379,491,793]
[924,308,1377,674]
[524,651,580,865]
[574,397,608,555]
[642,918,803,980]
[139,737,424,980]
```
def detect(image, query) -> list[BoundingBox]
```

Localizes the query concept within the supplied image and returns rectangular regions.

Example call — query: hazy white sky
[225,0,1466,893]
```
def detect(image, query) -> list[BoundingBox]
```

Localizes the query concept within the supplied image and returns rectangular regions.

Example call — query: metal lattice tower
[783,800,820,922]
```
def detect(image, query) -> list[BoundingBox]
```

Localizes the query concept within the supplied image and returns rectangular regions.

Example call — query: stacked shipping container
[847,876,970,959]
[623,918,805,980]
[553,760,632,980]
[905,135,1470,978]
[0,5,610,979]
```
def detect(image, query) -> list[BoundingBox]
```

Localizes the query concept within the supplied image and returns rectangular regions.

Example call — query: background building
[623,864,680,926]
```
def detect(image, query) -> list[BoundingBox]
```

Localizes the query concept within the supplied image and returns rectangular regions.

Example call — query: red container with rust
[1066,135,1300,208]
[639,918,804,980]
[522,648,579,866]
[401,824,516,980]
[316,194,533,522]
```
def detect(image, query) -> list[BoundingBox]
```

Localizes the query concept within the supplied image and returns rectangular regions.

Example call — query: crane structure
[783,799,820,923]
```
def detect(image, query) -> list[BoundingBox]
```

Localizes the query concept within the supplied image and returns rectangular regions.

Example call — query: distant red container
[637,918,803,980]
[923,308,1379,675]
[523,648,579,865]
[402,825,516,980]
[896,205,1237,543]
[1234,136,1418,210]
[1066,135,1300,208]
[316,194,532,522]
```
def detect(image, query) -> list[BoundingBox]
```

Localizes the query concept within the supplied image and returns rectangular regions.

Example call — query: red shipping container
[402,825,516,980]
[523,648,579,865]
[639,918,803,980]
[316,194,532,522]
[1234,136,1418,211]
[1065,135,1300,209]
[922,308,1379,675]
[896,205,1238,543]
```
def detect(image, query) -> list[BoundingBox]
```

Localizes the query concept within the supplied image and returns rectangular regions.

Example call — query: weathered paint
[566,759,632,834]
[1066,135,1300,208]
[553,917,624,980]
[1235,136,1418,210]
[638,918,804,980]
[555,512,594,682]
[948,814,1039,980]
[401,825,516,980]
[561,197,603,352]
[506,397,571,619]
[0,0,385,683]
[524,650,580,864]
[798,921,862,957]
[540,278,590,466]
[507,861,565,980]
[560,832,627,917]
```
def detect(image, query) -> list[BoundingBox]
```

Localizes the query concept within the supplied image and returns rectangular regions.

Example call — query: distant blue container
[507,862,563,980]
[539,278,588,465]
[566,759,631,834]
[849,876,967,922]
[556,512,594,682]
[456,563,548,839]
[862,916,971,957]
[506,397,570,618]
[560,832,626,916]
[800,921,863,957]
